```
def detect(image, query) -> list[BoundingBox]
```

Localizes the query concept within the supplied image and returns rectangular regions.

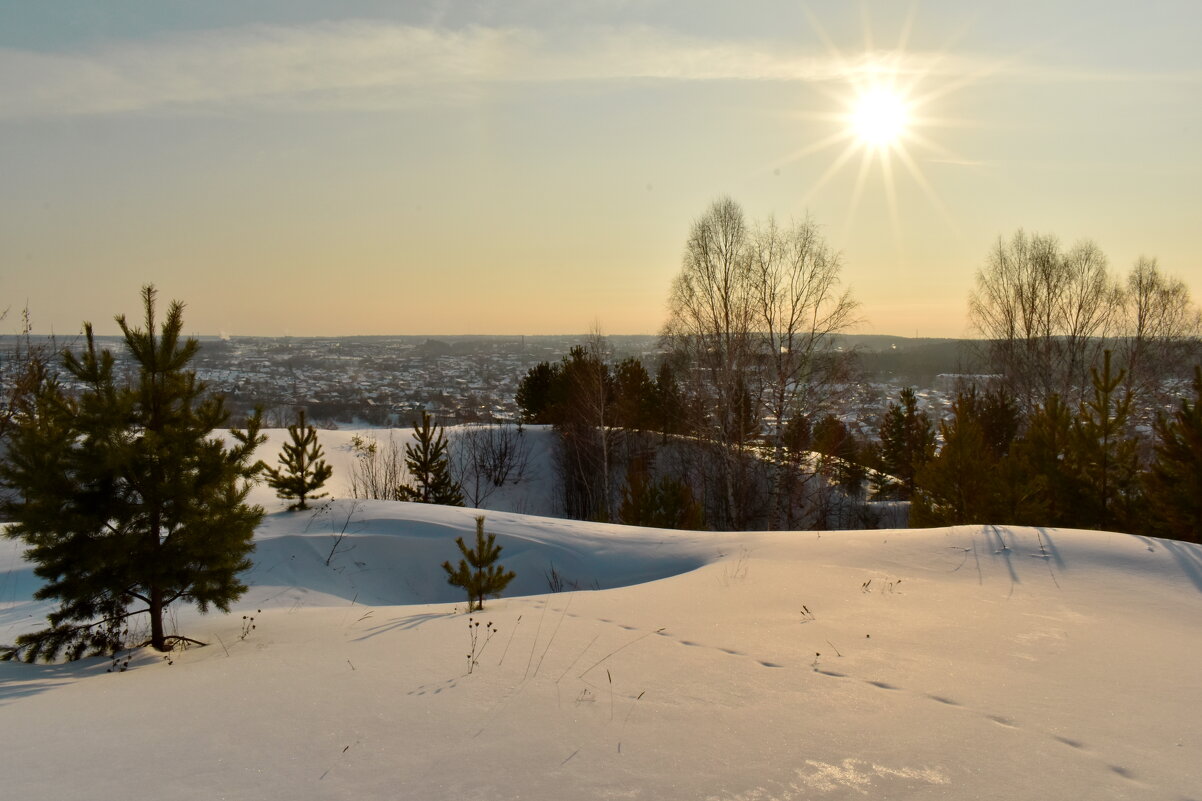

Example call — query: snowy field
[1,429,1200,800]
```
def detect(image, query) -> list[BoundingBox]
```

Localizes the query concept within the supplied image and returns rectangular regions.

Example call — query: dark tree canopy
[515,361,562,425]
[1144,366,1202,543]
[618,459,704,531]
[911,389,1013,526]
[0,286,265,662]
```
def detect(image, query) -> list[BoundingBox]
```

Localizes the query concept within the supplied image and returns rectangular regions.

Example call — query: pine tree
[1068,350,1143,531]
[811,414,866,494]
[652,361,687,443]
[1143,366,1202,543]
[263,409,333,510]
[618,459,704,530]
[611,357,656,431]
[912,390,998,526]
[442,516,516,611]
[877,387,936,499]
[1000,394,1078,526]
[398,412,464,506]
[0,286,265,662]
[911,388,1023,527]
[515,361,563,424]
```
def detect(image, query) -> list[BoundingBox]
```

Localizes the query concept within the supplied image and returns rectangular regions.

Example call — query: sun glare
[767,7,976,246]
[851,86,908,148]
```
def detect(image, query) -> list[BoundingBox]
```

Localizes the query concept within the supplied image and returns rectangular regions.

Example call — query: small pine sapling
[398,412,464,506]
[263,409,333,511]
[442,516,516,611]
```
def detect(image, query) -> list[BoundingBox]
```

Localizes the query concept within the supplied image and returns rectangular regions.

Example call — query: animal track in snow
[926,694,961,706]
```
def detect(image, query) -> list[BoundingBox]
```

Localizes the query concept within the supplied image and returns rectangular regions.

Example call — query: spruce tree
[0,286,265,662]
[1143,366,1202,543]
[263,409,333,510]
[442,516,516,611]
[398,412,464,506]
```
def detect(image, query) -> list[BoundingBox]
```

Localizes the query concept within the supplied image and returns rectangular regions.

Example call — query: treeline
[877,362,1202,542]
[515,341,700,526]
[515,200,1202,542]
[518,341,1202,543]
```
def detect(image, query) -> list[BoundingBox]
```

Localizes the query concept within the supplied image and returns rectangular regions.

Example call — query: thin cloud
[1,20,1197,118]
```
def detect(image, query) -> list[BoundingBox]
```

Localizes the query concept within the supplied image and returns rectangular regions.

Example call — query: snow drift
[2,434,1201,800]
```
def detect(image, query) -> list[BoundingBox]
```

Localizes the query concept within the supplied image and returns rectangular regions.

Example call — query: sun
[765,7,976,244]
[850,86,909,149]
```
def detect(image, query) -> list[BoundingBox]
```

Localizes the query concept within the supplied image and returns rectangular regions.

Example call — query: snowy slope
[2,486,1202,798]
[252,424,565,518]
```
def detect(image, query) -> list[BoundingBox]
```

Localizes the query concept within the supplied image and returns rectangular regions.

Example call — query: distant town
[4,332,980,431]
[192,335,666,427]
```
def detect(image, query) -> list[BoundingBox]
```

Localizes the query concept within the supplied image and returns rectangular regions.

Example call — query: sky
[1,1,1199,338]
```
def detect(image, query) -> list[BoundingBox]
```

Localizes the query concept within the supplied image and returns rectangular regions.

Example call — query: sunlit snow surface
[2,428,1200,800]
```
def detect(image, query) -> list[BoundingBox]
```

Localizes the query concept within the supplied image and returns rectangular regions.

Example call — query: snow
[2,429,1201,800]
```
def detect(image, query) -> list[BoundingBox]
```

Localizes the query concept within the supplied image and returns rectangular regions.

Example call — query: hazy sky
[2,1,1199,337]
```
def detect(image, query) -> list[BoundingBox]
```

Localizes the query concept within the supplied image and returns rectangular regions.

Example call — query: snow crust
[1,428,1200,800]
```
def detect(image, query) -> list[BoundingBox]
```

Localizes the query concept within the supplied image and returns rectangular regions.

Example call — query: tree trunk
[149,584,167,651]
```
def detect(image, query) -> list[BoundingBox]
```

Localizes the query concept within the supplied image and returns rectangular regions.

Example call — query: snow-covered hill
[2,431,1201,799]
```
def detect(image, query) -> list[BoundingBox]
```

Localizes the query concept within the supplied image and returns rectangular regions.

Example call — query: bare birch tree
[970,230,1121,412]
[750,215,860,528]
[663,198,859,529]
[1118,257,1202,412]
[662,197,759,529]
